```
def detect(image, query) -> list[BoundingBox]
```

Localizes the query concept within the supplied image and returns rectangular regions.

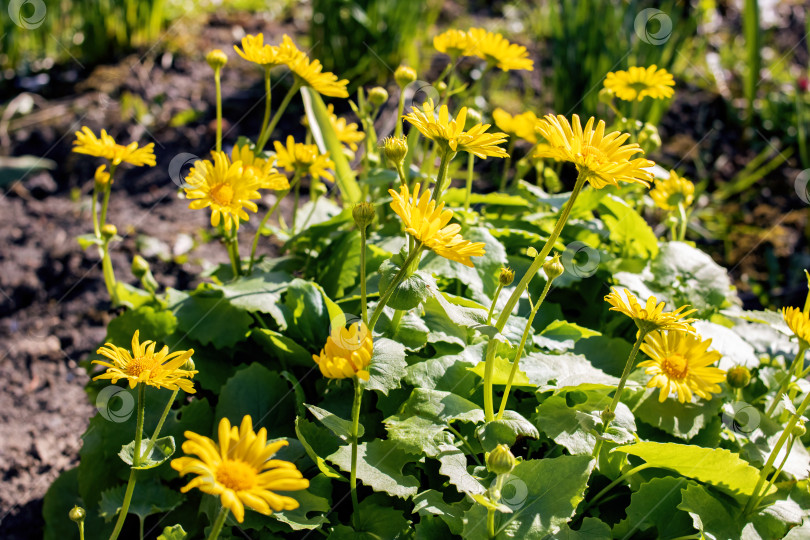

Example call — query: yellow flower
[323,104,364,151]
[605,287,697,333]
[72,126,156,167]
[403,100,508,159]
[233,33,289,66]
[534,114,654,188]
[93,330,196,393]
[650,170,695,211]
[184,151,262,231]
[783,306,810,345]
[171,415,309,523]
[389,182,486,267]
[433,29,472,58]
[94,164,111,185]
[313,321,374,380]
[604,65,675,102]
[273,135,335,182]
[230,144,289,191]
[492,108,538,143]
[278,35,349,98]
[467,28,534,72]
[639,331,726,403]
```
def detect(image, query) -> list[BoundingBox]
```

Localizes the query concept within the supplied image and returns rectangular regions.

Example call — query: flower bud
[394,65,417,88]
[791,419,807,438]
[726,366,752,389]
[498,266,515,286]
[206,49,228,70]
[487,444,516,475]
[601,407,615,425]
[436,81,447,93]
[543,253,564,280]
[101,223,117,240]
[368,86,389,107]
[382,136,408,164]
[182,357,196,372]
[352,202,376,230]
[464,108,482,130]
[638,123,662,154]
[94,164,111,186]
[526,246,538,258]
[69,506,86,523]
[132,255,151,279]
[598,87,615,105]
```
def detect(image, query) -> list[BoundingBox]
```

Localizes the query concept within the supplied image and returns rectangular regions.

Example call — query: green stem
[464,153,475,211]
[752,434,797,512]
[140,389,178,460]
[101,243,118,305]
[359,226,369,324]
[108,385,145,540]
[78,519,85,540]
[499,139,515,191]
[248,187,290,273]
[592,329,648,459]
[497,278,553,420]
[446,423,482,465]
[99,180,113,228]
[139,516,144,540]
[395,87,407,139]
[291,179,301,231]
[368,245,423,332]
[257,82,300,152]
[388,309,403,337]
[765,343,808,417]
[92,185,100,238]
[483,174,587,420]
[206,506,230,540]
[431,149,455,204]
[746,388,810,515]
[350,377,364,512]
[258,67,272,146]
[582,463,652,513]
[487,508,496,538]
[486,284,504,325]
[677,202,688,241]
[214,67,223,152]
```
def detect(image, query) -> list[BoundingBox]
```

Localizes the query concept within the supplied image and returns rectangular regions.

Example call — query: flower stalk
[207,506,230,540]
[257,82,301,152]
[108,384,145,540]
[350,376,364,512]
[368,244,423,332]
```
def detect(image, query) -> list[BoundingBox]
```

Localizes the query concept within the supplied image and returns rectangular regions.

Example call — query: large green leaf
[168,286,252,349]
[300,87,361,203]
[520,352,622,391]
[614,442,775,504]
[270,474,332,531]
[553,518,611,539]
[305,403,363,441]
[677,482,742,540]
[413,489,469,535]
[598,195,658,260]
[612,477,697,539]
[105,306,178,349]
[118,436,175,470]
[98,477,182,522]
[626,389,723,441]
[213,270,290,326]
[327,440,420,498]
[252,328,314,367]
[318,230,362,298]
[405,343,482,395]
[436,444,486,496]
[476,411,540,452]
[365,337,407,395]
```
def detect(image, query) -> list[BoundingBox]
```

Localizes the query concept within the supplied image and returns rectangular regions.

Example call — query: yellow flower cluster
[604,65,675,102]
[492,108,538,143]
[650,170,695,212]
[72,126,156,168]
[274,135,335,182]
[433,27,534,72]
[312,321,374,380]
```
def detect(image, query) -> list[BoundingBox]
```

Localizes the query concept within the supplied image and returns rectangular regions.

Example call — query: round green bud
[526,246,538,258]
[598,87,615,105]
[543,253,564,280]
[368,86,389,107]
[101,223,117,239]
[464,108,482,130]
[499,266,515,286]
[352,202,376,230]
[726,366,752,389]
[601,407,615,425]
[132,255,151,279]
[382,136,408,164]
[206,49,228,70]
[182,358,196,372]
[638,123,662,154]
[69,506,86,523]
[792,420,807,438]
[436,81,447,93]
[487,444,516,475]
[394,65,417,88]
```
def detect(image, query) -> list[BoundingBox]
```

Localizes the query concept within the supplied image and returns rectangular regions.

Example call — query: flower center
[579,145,607,167]
[211,183,234,206]
[660,353,689,380]
[126,355,160,377]
[666,192,686,206]
[216,459,257,492]
[630,81,651,93]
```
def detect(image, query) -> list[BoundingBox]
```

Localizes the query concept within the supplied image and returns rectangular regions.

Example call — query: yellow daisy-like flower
[230,144,289,191]
[433,29,472,58]
[639,330,726,403]
[233,33,290,66]
[93,330,196,393]
[273,135,335,182]
[492,108,538,143]
[324,104,364,152]
[605,287,697,333]
[72,126,156,167]
[534,114,654,188]
[171,415,309,523]
[466,27,534,72]
[403,100,508,159]
[313,321,374,380]
[94,164,111,185]
[783,306,810,345]
[184,151,262,231]
[389,182,486,267]
[650,170,695,212]
[604,65,675,102]
[278,36,349,98]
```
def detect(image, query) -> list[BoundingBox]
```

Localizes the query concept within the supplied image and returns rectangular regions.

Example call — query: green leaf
[476,411,540,452]
[105,306,178,347]
[436,444,486,496]
[365,338,407,395]
[520,352,621,391]
[295,418,344,480]
[692,320,759,369]
[426,289,491,332]
[612,477,697,539]
[327,440,420,498]
[215,363,296,437]
[377,308,430,351]
[553,518,611,539]
[252,328,314,367]
[677,482,742,540]
[613,442,775,504]
[43,467,84,540]
[599,195,658,260]
[378,258,434,310]
[442,188,531,208]
[385,414,452,457]
[113,282,155,310]
[213,270,290,326]
[462,456,594,539]
[118,436,175,470]
[626,389,723,441]
[469,355,534,388]
[98,477,182,521]
[399,388,485,424]
[537,320,601,349]
[77,233,102,249]
[270,474,332,531]
[277,279,335,348]
[157,525,187,540]
[300,87,361,203]
[351,498,410,538]
[535,388,635,454]
[318,230,361,298]
[406,343,482,395]
[168,286,252,349]
[413,489,468,535]
[305,403,363,441]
